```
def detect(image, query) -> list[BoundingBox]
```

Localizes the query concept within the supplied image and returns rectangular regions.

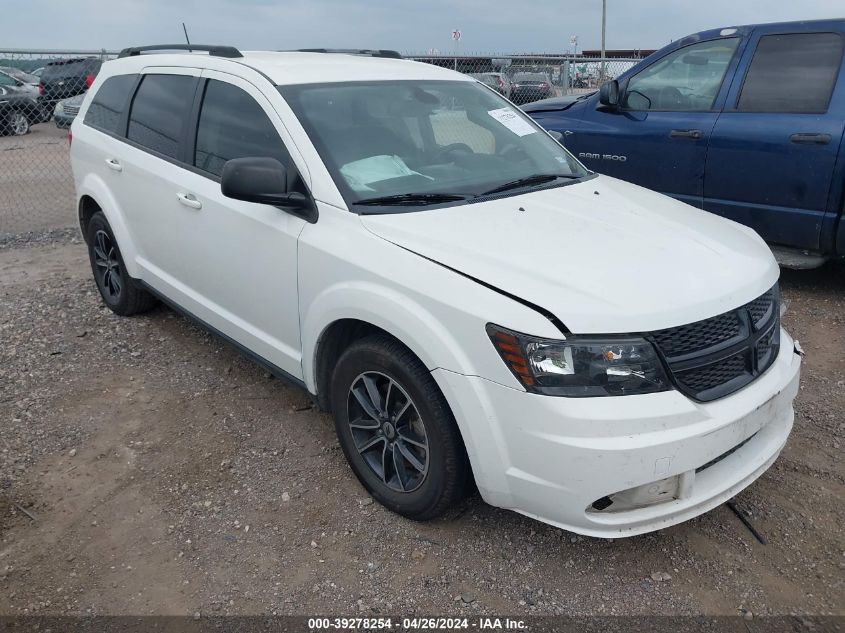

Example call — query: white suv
[69,45,802,537]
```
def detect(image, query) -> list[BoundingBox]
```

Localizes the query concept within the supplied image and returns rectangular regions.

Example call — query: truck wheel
[86,212,158,316]
[331,334,470,520]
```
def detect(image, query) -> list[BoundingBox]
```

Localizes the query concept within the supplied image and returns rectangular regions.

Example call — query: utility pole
[600,0,607,83]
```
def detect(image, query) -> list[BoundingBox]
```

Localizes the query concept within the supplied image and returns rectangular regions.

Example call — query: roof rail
[297,48,403,59]
[118,44,242,59]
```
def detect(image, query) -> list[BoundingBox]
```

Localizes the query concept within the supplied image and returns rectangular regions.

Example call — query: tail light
[539,83,548,88]
[85,74,95,88]
[497,77,505,88]
[38,82,44,96]
[67,129,73,146]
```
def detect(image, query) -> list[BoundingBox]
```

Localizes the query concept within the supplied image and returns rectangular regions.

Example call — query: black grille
[675,351,748,393]
[651,312,742,359]
[649,285,780,402]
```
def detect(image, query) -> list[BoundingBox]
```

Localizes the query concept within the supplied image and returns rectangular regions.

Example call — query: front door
[172,71,310,379]
[565,37,742,208]
[704,27,845,250]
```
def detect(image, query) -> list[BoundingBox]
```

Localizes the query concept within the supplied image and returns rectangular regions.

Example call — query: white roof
[101,51,470,86]
[242,52,467,85]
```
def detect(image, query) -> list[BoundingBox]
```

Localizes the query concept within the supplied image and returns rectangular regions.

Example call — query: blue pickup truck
[524,19,845,268]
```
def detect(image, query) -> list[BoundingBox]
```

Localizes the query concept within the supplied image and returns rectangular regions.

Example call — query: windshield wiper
[481,173,580,196]
[354,192,471,206]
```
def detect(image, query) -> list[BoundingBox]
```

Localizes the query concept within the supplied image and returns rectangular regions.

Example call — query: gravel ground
[0,233,842,618]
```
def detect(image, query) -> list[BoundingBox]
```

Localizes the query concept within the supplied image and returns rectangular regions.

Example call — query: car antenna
[182,22,193,52]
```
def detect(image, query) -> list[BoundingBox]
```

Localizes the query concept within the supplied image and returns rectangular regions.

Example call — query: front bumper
[433,329,801,537]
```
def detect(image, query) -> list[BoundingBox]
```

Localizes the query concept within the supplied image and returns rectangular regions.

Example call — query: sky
[3,0,844,54]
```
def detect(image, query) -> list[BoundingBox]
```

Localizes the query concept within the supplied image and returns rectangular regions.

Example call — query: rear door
[704,26,845,250]
[564,37,742,208]
[119,68,200,289]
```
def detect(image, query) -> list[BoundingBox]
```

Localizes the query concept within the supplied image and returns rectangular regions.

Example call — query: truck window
[194,79,293,178]
[737,33,843,113]
[83,74,137,135]
[624,38,739,111]
[127,74,196,160]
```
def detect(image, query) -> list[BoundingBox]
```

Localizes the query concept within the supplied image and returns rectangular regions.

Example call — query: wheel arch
[76,174,141,278]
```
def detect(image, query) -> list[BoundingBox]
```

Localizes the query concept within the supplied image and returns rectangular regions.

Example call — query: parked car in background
[525,18,845,268]
[38,57,102,111]
[468,72,512,98]
[54,93,84,128]
[69,45,801,537]
[31,67,45,78]
[510,72,553,104]
[0,67,39,96]
[0,85,42,135]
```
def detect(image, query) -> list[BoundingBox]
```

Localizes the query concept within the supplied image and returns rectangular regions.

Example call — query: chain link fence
[0,50,638,240]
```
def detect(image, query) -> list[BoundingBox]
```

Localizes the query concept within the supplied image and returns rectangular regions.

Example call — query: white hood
[361,175,779,334]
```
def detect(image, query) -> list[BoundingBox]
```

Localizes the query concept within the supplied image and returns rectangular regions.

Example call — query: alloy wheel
[346,371,429,492]
[92,230,122,301]
[10,112,29,136]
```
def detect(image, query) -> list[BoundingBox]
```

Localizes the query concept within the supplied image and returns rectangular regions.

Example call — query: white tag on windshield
[487,107,536,137]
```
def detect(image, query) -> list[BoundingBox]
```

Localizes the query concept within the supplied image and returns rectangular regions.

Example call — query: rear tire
[331,334,470,520]
[86,212,158,316]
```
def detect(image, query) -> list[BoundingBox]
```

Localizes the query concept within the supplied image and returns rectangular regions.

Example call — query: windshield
[279,80,589,211]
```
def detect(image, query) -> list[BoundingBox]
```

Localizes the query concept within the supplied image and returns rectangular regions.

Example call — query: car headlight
[487,324,671,397]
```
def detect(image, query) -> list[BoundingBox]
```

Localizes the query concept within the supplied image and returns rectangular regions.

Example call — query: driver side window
[624,38,739,111]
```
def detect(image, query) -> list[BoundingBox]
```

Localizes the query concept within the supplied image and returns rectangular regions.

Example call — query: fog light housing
[589,475,681,513]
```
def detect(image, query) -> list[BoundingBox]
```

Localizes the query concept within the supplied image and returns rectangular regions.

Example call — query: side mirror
[598,80,620,110]
[221,157,316,220]
[548,130,563,142]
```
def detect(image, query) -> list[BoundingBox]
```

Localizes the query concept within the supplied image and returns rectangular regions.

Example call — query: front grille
[649,285,780,402]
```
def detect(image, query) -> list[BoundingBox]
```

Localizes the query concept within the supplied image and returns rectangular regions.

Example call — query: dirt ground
[0,237,843,618]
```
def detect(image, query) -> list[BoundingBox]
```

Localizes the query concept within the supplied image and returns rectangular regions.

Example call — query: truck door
[704,25,845,250]
[564,36,741,208]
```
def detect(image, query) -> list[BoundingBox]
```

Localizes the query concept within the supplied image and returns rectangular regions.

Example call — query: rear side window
[194,79,291,177]
[127,74,196,159]
[83,74,136,134]
[737,33,844,113]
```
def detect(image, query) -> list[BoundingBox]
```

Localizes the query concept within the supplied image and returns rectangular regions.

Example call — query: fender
[301,280,476,394]
[77,171,142,278]
[301,280,510,488]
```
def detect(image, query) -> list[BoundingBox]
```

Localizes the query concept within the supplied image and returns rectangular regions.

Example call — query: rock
[360,498,374,507]
[650,571,671,582]
[281,492,290,502]
[311,540,318,548]
[411,550,425,560]
[461,592,476,604]
[743,611,753,621]
[68,448,77,457]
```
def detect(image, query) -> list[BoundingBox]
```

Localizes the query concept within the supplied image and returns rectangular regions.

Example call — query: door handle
[176,192,202,210]
[104,158,122,172]
[790,133,831,145]
[670,129,703,139]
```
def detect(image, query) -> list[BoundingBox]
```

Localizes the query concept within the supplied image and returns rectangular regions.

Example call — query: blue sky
[5,0,844,53]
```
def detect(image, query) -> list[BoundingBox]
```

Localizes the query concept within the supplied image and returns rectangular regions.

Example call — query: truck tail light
[85,74,95,88]
[68,129,72,146]
[38,82,44,96]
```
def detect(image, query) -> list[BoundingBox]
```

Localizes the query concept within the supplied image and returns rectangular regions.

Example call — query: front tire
[331,335,470,520]
[86,212,157,316]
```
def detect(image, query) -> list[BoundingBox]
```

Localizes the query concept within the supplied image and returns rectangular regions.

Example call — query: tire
[86,212,158,316]
[331,334,470,520]
[7,110,30,136]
